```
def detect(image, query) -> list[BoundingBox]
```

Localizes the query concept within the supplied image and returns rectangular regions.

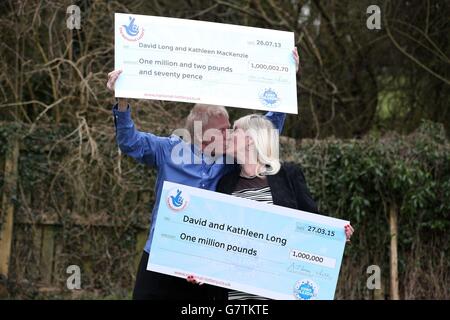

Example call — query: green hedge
[283,121,450,299]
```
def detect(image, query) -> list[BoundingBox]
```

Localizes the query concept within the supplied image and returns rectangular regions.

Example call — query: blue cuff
[264,111,286,134]
[112,103,133,129]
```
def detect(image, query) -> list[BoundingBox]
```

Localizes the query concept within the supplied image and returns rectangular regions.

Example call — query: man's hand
[293,47,300,73]
[107,69,127,111]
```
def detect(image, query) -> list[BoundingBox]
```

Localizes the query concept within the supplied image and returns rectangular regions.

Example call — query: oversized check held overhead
[147,181,349,300]
[115,13,298,114]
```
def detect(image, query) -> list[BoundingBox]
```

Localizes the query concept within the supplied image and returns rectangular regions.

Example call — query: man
[107,48,299,299]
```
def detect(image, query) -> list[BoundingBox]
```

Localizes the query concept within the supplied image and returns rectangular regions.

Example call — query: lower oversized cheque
[147,181,349,300]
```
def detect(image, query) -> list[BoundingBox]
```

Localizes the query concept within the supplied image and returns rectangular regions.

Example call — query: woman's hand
[345,224,354,242]
[293,47,300,73]
[187,275,203,286]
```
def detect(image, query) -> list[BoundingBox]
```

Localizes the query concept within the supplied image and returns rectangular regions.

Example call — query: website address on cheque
[144,93,201,101]
[174,271,231,287]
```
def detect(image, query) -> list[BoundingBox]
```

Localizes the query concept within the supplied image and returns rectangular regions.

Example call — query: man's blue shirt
[113,104,286,253]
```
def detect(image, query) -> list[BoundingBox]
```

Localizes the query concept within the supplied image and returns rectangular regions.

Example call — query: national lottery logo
[166,188,189,211]
[293,279,319,300]
[259,88,280,108]
[119,16,144,41]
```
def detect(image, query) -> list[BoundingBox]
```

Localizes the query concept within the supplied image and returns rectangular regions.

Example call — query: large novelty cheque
[115,13,298,114]
[147,181,349,300]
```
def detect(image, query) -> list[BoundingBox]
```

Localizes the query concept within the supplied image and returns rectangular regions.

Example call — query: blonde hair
[185,104,229,144]
[234,114,281,176]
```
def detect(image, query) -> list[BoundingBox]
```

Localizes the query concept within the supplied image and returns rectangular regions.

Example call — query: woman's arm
[289,163,320,214]
[288,163,354,241]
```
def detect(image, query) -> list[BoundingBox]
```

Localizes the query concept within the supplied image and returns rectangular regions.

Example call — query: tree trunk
[389,204,400,300]
[0,137,20,297]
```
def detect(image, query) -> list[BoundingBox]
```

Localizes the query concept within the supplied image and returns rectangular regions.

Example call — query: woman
[211,114,354,299]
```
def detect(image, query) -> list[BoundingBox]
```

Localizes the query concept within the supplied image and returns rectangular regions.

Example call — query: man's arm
[264,112,286,134]
[113,103,168,167]
[263,48,299,135]
[109,71,168,167]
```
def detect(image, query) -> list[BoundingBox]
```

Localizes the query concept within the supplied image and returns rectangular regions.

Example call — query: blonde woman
[215,114,354,300]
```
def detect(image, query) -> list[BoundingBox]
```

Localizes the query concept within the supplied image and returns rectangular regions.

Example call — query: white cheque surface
[147,181,349,300]
[115,13,297,114]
